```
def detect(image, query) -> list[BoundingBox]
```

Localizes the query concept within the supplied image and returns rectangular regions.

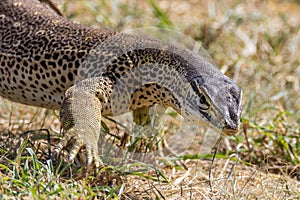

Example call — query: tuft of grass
[147,0,173,28]
[239,108,300,179]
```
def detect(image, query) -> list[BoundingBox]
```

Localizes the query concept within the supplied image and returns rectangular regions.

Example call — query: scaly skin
[0,0,242,168]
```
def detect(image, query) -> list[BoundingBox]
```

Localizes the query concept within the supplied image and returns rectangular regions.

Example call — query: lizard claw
[52,133,72,159]
[52,130,103,170]
[68,138,84,161]
[86,146,103,168]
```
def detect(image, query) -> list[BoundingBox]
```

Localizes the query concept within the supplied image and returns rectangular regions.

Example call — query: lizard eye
[199,96,209,110]
[199,93,206,104]
[190,79,210,110]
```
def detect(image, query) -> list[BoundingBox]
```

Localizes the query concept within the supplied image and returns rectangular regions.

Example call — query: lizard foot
[52,128,103,169]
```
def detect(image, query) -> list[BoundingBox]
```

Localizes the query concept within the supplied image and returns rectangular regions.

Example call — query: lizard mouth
[221,120,240,135]
[184,102,240,136]
[222,127,238,136]
[221,107,242,136]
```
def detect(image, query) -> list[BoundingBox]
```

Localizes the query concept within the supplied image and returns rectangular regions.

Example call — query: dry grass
[0,0,300,199]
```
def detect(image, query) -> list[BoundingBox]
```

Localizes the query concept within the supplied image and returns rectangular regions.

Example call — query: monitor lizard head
[177,51,243,135]
[187,74,243,135]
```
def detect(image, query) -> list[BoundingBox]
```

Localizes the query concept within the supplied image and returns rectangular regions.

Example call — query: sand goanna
[0,0,243,168]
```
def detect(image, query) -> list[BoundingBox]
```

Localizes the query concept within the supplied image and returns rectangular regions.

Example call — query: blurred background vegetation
[0,0,299,199]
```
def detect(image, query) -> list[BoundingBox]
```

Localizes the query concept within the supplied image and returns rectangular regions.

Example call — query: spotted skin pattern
[0,0,242,168]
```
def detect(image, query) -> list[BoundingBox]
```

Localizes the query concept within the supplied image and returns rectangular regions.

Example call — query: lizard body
[0,0,242,167]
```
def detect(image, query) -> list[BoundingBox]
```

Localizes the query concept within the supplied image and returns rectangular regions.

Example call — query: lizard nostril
[223,110,239,132]
[230,112,237,122]
[224,120,238,132]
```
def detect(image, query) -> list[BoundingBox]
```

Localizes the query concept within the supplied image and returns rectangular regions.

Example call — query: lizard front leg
[133,106,151,125]
[53,77,113,168]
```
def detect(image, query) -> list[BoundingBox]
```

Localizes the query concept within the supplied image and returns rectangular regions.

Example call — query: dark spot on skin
[115,73,121,79]
[68,72,73,81]
[75,60,80,68]
[58,59,63,66]
[48,61,56,68]
[119,66,125,72]
[56,87,62,93]
[30,84,36,88]
[44,54,51,59]
[62,55,69,61]
[61,76,66,83]
[53,52,59,60]
[77,52,85,59]
[20,80,26,85]
[40,60,48,70]
[42,83,48,89]
[23,61,28,67]
[13,70,18,76]
[34,55,41,61]
[33,64,38,71]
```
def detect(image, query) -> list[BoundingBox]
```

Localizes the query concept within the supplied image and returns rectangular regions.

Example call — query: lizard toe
[86,144,103,170]
[86,148,93,167]
[52,134,72,158]
[93,148,103,168]
[68,138,84,162]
